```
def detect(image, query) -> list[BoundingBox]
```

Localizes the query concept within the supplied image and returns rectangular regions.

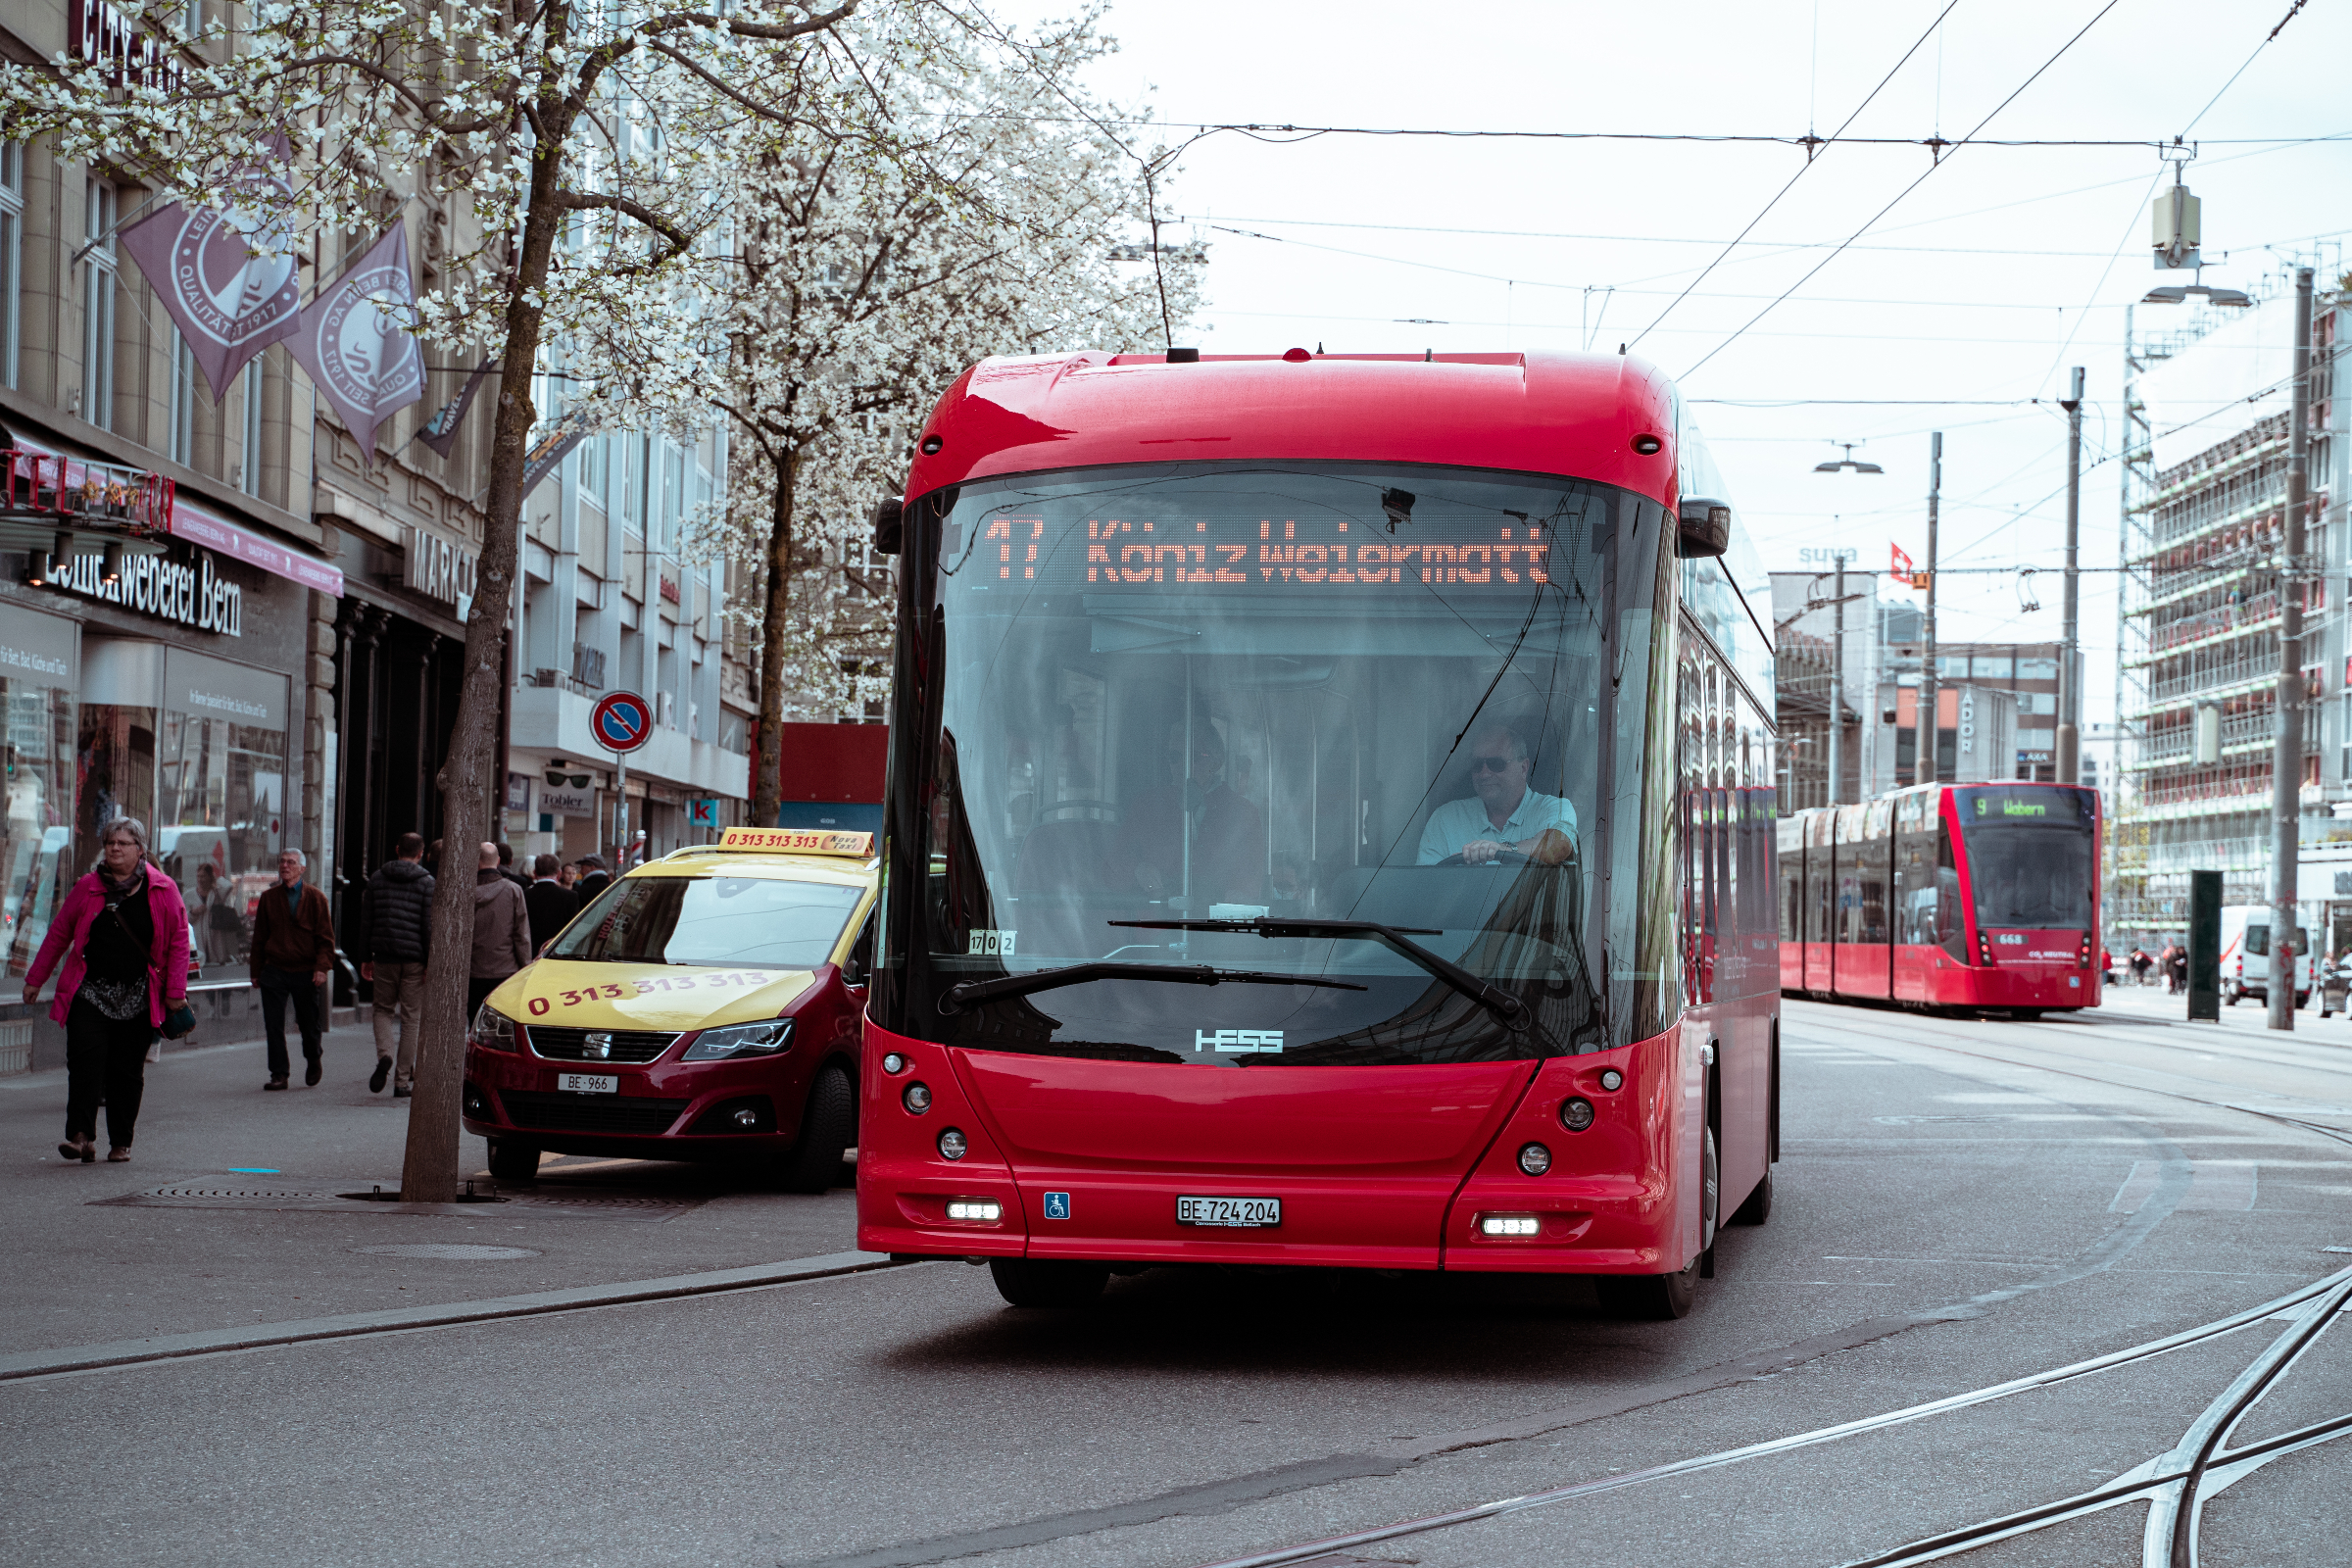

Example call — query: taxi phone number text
[525,972,779,1014]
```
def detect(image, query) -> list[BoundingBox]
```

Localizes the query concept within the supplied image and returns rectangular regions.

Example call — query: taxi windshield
[552,875,863,967]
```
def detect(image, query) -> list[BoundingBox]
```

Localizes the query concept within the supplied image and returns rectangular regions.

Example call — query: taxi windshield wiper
[940,961,1365,1015]
[1108,917,1527,1024]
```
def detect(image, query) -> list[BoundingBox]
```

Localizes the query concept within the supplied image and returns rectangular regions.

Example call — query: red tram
[856,348,1780,1320]
[1777,782,2101,1016]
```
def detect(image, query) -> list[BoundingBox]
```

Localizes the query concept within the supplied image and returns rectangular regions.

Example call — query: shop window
[1,675,74,986]
[158,714,285,966]
[75,703,155,876]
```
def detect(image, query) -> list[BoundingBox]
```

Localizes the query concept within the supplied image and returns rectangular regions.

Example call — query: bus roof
[904,350,1685,505]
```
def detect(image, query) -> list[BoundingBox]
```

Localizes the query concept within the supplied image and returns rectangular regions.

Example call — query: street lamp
[1814,442,1884,474]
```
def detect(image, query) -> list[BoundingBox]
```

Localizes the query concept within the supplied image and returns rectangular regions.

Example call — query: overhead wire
[1625,0,1965,353]
[1677,0,2130,381]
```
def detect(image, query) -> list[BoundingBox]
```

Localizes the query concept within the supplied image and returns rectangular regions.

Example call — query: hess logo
[1199,1029,1284,1054]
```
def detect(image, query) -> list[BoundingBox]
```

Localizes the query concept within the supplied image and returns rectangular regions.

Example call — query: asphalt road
[5,990,2350,1567]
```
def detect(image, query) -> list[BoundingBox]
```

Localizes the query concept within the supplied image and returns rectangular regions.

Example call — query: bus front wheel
[989,1258,1108,1309]
[1597,1256,1698,1321]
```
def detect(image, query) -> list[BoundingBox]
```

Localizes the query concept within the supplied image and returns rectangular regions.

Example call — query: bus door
[1891,789,1939,1004]
[1777,813,1806,993]
[1843,799,1893,1000]
[1804,808,1835,992]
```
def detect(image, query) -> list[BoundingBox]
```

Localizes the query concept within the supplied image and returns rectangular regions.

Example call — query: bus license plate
[1177,1196,1281,1228]
[558,1073,617,1094]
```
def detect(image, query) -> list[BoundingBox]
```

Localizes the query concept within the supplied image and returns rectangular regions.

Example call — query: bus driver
[1417,723,1577,866]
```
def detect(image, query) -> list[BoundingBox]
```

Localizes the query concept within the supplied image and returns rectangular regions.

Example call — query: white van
[2219,906,2313,1007]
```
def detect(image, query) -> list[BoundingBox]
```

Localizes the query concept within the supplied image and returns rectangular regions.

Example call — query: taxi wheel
[778,1064,855,1194]
[486,1139,540,1183]
[989,1258,1108,1309]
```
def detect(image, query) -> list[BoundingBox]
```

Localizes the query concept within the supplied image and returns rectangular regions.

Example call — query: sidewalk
[2093,978,2352,1039]
[2,1032,859,1359]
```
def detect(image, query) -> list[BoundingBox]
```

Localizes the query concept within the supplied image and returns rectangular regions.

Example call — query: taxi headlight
[469,1005,517,1053]
[682,1019,795,1061]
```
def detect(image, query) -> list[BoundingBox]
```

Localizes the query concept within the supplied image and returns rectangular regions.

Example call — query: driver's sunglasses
[1470,755,1518,773]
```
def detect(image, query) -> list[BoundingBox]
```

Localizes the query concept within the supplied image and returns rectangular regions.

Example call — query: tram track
[1185,1268,2352,1568]
[1792,1006,2352,1152]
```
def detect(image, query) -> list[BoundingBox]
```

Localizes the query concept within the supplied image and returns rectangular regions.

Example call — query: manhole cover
[353,1244,541,1259]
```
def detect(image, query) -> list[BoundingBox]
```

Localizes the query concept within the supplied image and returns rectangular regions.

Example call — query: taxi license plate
[558,1073,617,1094]
[1177,1196,1281,1228]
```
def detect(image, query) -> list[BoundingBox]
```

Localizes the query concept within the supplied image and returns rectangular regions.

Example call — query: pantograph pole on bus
[1829,556,1845,806]
[2058,366,2084,786]
[1918,432,1942,787]
[2269,268,2314,1033]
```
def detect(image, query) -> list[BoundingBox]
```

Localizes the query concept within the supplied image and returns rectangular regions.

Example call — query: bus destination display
[977,514,1558,591]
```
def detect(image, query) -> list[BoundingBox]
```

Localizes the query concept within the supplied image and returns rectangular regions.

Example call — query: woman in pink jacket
[24,817,191,1163]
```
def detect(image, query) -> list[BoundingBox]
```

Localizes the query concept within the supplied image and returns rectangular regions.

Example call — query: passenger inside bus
[1415,722,1578,866]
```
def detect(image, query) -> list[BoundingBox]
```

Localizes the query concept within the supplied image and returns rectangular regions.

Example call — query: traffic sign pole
[588,691,655,871]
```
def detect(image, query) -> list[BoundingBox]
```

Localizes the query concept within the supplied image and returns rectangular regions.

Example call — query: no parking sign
[590,691,653,754]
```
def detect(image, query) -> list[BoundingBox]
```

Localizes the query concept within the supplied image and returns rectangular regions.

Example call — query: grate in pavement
[352,1244,541,1259]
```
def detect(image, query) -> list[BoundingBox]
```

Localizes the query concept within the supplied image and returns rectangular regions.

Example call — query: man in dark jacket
[355,832,434,1097]
[497,841,529,890]
[251,847,336,1091]
[524,854,576,956]
[470,843,533,1016]
[573,855,611,906]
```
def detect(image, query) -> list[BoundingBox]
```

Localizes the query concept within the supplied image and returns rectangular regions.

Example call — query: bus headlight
[903,1082,932,1114]
[1517,1142,1552,1176]
[946,1199,1001,1221]
[939,1128,968,1160]
[1481,1214,1541,1237]
[1559,1098,1595,1132]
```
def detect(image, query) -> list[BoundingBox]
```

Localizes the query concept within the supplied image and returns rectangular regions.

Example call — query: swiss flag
[1890,543,1915,585]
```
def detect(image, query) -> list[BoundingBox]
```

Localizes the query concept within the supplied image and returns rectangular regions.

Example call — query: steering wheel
[1433,849,1533,867]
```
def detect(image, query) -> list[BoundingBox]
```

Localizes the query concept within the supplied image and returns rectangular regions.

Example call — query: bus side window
[1936,817,1964,961]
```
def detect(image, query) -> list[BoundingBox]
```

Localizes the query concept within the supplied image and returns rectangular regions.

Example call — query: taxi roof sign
[717,827,875,857]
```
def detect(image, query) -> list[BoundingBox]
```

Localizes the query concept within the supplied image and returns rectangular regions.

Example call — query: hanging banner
[289,222,426,463]
[417,356,493,458]
[117,133,301,400]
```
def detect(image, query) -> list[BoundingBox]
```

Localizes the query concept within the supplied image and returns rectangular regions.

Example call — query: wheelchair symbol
[1043,1192,1071,1220]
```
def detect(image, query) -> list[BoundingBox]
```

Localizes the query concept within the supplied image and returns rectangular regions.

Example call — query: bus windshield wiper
[1108,917,1528,1024]
[940,961,1366,1014]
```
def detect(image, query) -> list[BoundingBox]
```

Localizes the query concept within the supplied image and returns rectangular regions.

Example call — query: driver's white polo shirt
[1417,789,1578,864]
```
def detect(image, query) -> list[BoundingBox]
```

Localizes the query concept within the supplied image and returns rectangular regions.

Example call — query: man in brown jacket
[251,847,336,1090]
[469,841,533,1017]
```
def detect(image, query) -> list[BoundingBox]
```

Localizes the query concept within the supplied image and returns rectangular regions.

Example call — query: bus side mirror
[1677,497,1730,559]
[871,496,905,557]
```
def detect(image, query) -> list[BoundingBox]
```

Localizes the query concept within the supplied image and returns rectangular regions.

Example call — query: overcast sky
[999,0,2352,719]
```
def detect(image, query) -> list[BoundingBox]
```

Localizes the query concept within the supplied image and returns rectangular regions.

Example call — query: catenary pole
[1918,432,1942,787]
[1829,556,1845,805]
[2059,367,2084,784]
[2269,268,2315,1032]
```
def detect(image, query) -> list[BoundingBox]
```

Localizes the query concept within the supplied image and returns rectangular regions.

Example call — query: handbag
[161,1001,198,1040]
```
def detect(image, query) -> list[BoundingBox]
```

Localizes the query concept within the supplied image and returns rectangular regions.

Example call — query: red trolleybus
[857,350,1780,1320]
[1777,782,2101,1016]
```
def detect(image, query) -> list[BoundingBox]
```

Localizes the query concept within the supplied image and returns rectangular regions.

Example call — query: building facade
[2114,276,2348,949]
[0,1,753,1061]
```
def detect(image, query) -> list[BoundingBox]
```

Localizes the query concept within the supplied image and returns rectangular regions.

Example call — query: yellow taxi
[462,827,878,1188]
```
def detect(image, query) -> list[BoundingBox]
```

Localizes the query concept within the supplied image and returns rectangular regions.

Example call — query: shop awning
[170,497,344,598]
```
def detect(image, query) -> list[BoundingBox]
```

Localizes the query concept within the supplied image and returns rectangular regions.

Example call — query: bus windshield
[1957,786,2096,930]
[904,460,1677,1066]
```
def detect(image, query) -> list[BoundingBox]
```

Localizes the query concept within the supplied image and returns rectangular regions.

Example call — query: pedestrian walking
[470,842,532,1017]
[250,847,336,1091]
[556,860,578,895]
[496,841,529,890]
[354,831,434,1098]
[2169,945,2188,993]
[23,818,191,1163]
[524,854,576,956]
[573,855,611,906]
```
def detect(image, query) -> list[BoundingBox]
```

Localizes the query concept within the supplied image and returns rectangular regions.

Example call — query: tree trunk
[399,112,571,1203]
[752,448,800,828]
